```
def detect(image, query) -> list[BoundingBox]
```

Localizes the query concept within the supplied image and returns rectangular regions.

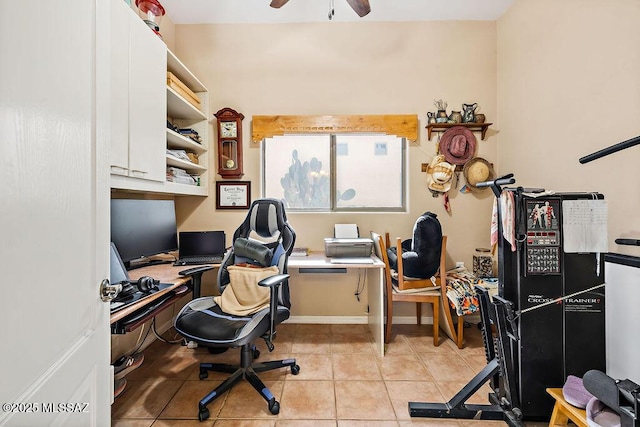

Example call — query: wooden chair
[373,232,463,348]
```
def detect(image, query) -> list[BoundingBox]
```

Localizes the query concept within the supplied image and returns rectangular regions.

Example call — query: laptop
[175,231,226,266]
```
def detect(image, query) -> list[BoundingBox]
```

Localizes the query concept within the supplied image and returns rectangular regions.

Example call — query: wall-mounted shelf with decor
[426,122,493,141]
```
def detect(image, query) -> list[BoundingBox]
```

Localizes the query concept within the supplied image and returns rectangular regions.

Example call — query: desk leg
[367,267,384,357]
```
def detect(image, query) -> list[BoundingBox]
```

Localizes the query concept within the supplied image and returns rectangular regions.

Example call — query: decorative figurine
[448,111,462,123]
[462,103,478,123]
[434,99,449,123]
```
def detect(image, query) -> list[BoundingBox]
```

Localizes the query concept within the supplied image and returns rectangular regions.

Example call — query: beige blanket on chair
[213,264,279,316]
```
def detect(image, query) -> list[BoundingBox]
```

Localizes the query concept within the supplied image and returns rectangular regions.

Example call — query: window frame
[261,133,407,213]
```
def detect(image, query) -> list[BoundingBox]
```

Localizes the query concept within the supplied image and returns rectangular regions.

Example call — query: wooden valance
[251,114,419,143]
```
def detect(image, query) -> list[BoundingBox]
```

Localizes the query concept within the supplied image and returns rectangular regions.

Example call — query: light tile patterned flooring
[112,323,547,426]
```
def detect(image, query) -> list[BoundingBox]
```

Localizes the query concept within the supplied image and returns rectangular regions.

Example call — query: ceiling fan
[269,0,371,18]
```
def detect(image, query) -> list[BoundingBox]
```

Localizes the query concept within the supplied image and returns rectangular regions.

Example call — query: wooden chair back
[373,232,462,347]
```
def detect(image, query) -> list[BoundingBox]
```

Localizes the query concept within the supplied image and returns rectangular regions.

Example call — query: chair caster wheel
[268,398,280,415]
[198,407,210,421]
[199,370,208,380]
[253,348,260,359]
[291,364,300,375]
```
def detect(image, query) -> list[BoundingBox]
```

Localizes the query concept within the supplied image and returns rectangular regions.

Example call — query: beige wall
[497,0,640,257]
[170,21,499,318]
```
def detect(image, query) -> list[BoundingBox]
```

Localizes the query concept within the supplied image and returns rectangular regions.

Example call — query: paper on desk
[334,224,359,238]
[562,199,608,253]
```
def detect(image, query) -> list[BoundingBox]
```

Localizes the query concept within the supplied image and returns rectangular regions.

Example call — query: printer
[324,224,373,258]
[324,237,373,258]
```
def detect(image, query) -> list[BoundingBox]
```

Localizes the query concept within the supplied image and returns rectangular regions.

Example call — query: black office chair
[174,198,299,421]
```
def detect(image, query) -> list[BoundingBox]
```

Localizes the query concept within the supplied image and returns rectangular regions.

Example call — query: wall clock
[214,107,244,179]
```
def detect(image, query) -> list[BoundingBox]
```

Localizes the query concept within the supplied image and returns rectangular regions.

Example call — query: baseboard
[286,315,438,325]
[286,314,481,325]
[286,316,368,324]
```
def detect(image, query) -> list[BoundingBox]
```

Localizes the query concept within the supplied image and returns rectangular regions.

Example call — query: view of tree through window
[262,134,405,211]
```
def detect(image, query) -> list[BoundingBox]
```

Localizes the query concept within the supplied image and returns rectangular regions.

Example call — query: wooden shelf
[167,49,207,93]
[167,87,207,121]
[426,122,493,141]
[164,181,207,196]
[166,129,207,155]
[166,155,207,174]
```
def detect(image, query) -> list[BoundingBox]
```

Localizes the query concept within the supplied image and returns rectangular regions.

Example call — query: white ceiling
[159,0,515,24]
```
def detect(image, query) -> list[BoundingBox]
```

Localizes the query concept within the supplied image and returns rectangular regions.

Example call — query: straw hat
[439,126,477,165]
[427,155,456,193]
[463,157,495,192]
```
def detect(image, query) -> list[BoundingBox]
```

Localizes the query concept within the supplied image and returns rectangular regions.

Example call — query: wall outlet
[456,261,465,268]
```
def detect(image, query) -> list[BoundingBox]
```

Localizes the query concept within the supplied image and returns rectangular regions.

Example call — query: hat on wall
[439,126,477,165]
[463,157,495,192]
[427,154,457,193]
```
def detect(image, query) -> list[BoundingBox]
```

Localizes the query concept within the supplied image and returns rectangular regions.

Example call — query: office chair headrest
[248,199,286,239]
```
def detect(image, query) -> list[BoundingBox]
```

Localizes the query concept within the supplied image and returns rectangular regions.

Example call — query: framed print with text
[216,181,251,210]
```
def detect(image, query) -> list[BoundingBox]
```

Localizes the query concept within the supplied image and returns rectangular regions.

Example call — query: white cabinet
[109,2,209,196]
[110,0,166,185]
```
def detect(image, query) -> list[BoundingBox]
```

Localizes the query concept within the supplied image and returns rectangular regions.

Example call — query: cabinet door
[128,14,166,182]
[109,0,130,176]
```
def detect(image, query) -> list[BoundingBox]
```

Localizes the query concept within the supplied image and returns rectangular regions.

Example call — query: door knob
[100,279,122,302]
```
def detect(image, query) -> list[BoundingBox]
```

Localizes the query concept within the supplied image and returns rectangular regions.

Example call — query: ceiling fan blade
[269,0,290,8]
[345,0,371,17]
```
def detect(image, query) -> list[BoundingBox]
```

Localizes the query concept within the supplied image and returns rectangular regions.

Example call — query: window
[262,134,406,211]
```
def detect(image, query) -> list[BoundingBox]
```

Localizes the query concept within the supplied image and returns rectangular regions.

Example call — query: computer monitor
[110,199,179,268]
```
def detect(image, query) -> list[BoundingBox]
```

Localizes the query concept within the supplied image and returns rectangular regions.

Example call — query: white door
[0,0,111,426]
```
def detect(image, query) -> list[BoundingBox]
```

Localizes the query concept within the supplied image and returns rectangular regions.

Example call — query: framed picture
[216,181,251,210]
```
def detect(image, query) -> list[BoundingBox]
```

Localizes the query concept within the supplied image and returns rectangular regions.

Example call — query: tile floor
[112,323,548,426]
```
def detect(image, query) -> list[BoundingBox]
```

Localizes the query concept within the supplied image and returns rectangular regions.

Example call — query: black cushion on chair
[234,237,274,266]
[387,211,442,279]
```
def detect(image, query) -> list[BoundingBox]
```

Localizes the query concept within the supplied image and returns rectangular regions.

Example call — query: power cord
[354,269,366,301]
[131,322,152,355]
[151,318,183,344]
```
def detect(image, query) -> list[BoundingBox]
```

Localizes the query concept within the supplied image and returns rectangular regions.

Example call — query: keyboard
[109,283,173,313]
[174,255,223,266]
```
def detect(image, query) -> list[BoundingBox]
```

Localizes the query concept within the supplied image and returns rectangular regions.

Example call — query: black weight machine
[409,173,527,426]
[410,133,640,424]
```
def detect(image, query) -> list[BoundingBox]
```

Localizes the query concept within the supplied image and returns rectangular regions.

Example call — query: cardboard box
[167,72,201,110]
[186,152,199,164]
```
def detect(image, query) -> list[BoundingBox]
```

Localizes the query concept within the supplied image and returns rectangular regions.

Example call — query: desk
[110,263,196,326]
[288,253,386,357]
[110,257,387,355]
